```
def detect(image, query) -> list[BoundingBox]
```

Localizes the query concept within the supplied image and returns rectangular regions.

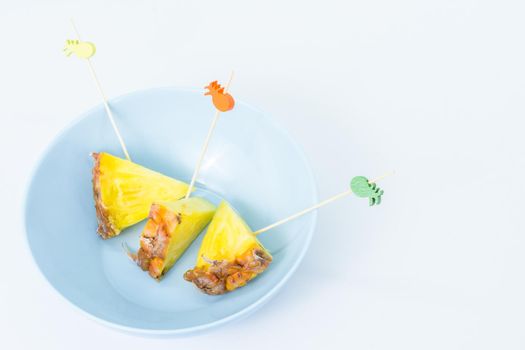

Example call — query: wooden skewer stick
[254,171,394,235]
[70,19,131,161]
[185,71,235,199]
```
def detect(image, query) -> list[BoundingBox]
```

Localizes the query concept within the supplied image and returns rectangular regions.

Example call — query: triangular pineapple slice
[184,201,272,295]
[134,198,216,279]
[92,152,189,239]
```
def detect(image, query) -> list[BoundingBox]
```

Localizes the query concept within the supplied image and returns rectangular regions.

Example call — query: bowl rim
[23,86,318,336]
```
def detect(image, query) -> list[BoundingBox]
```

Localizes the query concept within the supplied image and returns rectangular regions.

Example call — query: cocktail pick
[63,39,96,58]
[253,171,394,235]
[350,176,384,206]
[185,71,235,198]
[204,81,235,112]
[65,19,131,161]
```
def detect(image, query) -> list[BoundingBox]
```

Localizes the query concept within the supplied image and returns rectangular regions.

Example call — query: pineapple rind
[92,153,118,239]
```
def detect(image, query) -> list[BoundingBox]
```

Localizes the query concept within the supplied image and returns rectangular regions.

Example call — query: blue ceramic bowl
[24,88,317,335]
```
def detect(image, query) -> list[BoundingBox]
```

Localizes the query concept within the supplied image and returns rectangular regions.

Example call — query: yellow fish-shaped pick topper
[63,39,96,59]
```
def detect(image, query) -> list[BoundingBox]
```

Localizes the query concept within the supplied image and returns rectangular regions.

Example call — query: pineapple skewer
[123,72,235,280]
[124,75,235,278]
[66,22,192,239]
[184,172,392,295]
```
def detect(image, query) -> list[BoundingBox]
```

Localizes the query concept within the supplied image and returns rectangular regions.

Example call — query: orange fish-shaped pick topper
[205,81,235,112]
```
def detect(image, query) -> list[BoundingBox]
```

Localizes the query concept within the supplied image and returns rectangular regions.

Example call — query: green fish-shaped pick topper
[350,176,384,206]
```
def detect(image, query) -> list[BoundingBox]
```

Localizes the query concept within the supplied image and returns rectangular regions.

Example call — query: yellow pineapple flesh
[184,201,272,295]
[133,198,216,280]
[92,152,189,239]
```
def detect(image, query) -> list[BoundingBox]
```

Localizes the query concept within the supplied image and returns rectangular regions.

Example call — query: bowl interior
[25,88,317,333]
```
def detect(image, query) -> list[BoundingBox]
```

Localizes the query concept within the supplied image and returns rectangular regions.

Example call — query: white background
[1,0,524,349]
